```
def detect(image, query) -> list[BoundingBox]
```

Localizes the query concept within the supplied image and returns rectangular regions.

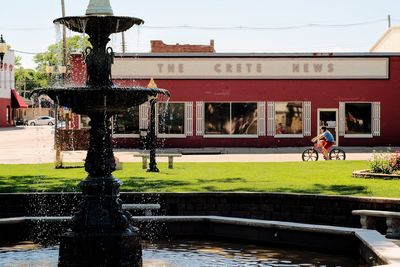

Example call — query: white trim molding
[303,101,312,136]
[196,101,204,136]
[185,102,193,136]
[338,102,346,136]
[372,102,381,136]
[139,102,149,130]
[267,102,275,136]
[257,102,266,136]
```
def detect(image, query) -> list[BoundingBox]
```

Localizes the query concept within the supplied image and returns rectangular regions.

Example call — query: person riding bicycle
[312,126,335,160]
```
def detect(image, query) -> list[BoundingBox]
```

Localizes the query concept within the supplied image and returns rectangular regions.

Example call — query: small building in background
[0,49,26,127]
[371,26,400,52]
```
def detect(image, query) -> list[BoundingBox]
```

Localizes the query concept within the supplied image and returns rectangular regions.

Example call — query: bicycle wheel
[329,148,346,160]
[302,148,319,161]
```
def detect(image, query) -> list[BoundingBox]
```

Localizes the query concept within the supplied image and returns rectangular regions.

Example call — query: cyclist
[312,126,335,160]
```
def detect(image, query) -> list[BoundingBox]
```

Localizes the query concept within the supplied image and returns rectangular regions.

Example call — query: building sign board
[112,57,389,79]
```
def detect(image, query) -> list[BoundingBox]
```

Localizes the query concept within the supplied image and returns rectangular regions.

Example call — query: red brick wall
[151,40,215,53]
[69,53,86,86]
[0,98,11,127]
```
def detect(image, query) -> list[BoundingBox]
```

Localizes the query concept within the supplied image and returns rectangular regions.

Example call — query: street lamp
[46,64,54,82]
[0,35,8,69]
[147,78,159,172]
[58,65,67,85]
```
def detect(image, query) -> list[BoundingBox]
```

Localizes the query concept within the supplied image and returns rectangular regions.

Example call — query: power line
[13,49,41,55]
[139,18,388,31]
[0,17,393,32]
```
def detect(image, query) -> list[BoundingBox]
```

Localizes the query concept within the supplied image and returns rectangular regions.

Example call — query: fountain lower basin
[0,239,365,267]
[1,216,399,266]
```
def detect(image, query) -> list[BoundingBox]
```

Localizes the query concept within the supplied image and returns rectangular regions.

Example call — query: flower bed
[352,169,400,179]
[353,150,400,179]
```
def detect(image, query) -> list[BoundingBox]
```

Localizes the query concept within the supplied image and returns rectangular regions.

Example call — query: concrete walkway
[0,126,397,164]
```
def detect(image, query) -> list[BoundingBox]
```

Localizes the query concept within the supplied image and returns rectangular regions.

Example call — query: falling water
[136,25,141,53]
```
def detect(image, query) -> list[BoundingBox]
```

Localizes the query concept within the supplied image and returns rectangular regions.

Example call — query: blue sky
[1,0,400,68]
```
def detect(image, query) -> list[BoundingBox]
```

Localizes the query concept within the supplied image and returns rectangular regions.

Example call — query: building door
[317,109,338,145]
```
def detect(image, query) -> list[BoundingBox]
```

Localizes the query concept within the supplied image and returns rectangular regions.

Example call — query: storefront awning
[11,89,28,109]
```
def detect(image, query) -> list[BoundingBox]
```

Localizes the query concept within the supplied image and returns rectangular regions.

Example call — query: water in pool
[0,239,367,267]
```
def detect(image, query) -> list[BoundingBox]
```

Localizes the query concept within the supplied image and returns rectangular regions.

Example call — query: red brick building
[0,50,26,127]
[70,41,398,148]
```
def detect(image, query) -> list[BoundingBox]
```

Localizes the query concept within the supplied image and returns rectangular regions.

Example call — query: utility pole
[388,14,392,29]
[61,0,67,67]
[55,0,67,166]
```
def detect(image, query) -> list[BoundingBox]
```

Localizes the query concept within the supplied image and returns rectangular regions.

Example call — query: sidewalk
[0,126,396,164]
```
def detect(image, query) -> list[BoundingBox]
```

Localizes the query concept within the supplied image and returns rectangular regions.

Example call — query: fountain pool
[0,239,366,267]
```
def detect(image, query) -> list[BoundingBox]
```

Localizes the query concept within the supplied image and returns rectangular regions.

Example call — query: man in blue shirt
[312,126,335,160]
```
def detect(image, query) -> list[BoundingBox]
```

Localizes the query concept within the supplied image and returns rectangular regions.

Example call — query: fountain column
[58,113,143,267]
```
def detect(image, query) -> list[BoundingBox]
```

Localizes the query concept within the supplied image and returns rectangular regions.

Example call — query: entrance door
[317,109,338,145]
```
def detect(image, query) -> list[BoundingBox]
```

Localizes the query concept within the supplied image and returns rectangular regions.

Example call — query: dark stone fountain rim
[34,86,169,96]
[54,15,144,34]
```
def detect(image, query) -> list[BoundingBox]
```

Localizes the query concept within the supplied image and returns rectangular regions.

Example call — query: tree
[14,35,90,95]
[33,35,91,73]
[15,68,47,97]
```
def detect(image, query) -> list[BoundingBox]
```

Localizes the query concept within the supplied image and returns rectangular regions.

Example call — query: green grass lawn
[0,161,399,197]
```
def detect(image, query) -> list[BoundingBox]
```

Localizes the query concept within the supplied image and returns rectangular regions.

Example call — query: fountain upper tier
[54,16,144,37]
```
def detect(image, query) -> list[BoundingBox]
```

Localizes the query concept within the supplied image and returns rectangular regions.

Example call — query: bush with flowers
[388,150,400,174]
[369,149,400,175]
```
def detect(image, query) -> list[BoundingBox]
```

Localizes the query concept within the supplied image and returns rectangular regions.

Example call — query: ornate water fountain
[36,1,168,266]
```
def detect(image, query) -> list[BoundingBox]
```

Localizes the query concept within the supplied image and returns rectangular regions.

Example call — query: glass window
[345,103,371,135]
[275,102,303,135]
[205,103,230,135]
[113,106,139,134]
[6,106,10,122]
[205,102,258,135]
[158,103,185,135]
[80,115,91,129]
[231,103,258,135]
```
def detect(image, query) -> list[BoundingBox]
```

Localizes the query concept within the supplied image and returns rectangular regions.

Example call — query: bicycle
[302,141,346,161]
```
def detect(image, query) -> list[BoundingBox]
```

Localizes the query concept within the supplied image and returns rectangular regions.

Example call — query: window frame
[6,106,10,123]
[156,101,187,138]
[273,101,304,138]
[203,101,259,138]
[112,106,140,138]
[343,101,373,138]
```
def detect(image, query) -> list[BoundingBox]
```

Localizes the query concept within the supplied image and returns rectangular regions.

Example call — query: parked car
[27,116,55,126]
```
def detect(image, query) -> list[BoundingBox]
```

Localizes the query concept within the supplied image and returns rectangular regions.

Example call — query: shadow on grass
[0,175,371,195]
[122,177,192,191]
[0,175,80,193]
[274,183,371,195]
[196,177,246,183]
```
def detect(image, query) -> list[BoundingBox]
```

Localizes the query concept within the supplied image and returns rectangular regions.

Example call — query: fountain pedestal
[58,113,142,267]
[59,232,142,267]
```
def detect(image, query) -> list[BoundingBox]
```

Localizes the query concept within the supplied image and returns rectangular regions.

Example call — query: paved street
[0,126,395,164]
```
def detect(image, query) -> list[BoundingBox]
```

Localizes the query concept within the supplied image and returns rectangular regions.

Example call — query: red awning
[11,89,28,109]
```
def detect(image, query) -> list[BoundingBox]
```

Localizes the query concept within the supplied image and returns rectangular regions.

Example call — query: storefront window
[231,103,258,135]
[345,103,371,135]
[205,103,230,135]
[275,102,303,135]
[205,102,258,135]
[80,115,91,129]
[158,103,185,135]
[113,106,139,134]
